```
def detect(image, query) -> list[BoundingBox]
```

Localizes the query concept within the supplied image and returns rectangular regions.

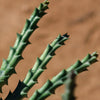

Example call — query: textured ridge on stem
[29,52,98,100]
[0,0,49,92]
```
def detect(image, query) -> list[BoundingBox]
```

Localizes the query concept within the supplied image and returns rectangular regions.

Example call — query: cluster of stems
[0,0,49,92]
[0,0,98,100]
[29,52,98,100]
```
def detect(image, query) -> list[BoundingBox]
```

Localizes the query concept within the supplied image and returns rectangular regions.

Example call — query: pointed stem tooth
[67,60,82,72]
[1,59,8,70]
[63,33,69,38]
[39,55,52,69]
[39,12,47,17]
[26,40,31,45]
[7,47,15,62]
[15,42,27,55]
[50,43,62,53]
[57,34,62,39]
[89,56,98,64]
[31,68,44,81]
[44,0,49,4]
[81,54,91,63]
[30,16,40,29]
[30,8,39,21]
[75,62,90,74]
[21,19,30,35]
[22,29,33,42]
[38,3,44,10]
[50,80,64,91]
[14,33,22,49]
[50,52,56,56]
[27,80,37,88]
[58,37,69,44]
[51,69,67,83]
[32,57,42,71]
[91,51,98,57]
[23,69,33,84]
[9,54,23,67]
[35,25,39,29]
[39,80,52,93]
[42,2,49,11]
[40,44,52,61]
[50,34,61,47]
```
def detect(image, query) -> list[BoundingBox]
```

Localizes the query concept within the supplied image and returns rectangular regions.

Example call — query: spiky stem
[62,71,76,100]
[5,34,69,100]
[29,52,98,100]
[0,0,49,92]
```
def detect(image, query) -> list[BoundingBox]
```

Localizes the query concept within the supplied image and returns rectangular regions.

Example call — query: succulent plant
[0,0,98,100]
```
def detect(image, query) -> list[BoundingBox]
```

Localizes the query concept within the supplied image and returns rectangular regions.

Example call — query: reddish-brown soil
[0,0,100,100]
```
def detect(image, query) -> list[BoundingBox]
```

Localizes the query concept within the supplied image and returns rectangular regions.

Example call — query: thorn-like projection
[50,52,56,56]
[34,25,39,29]
[1,59,8,70]
[27,40,31,45]
[63,33,69,38]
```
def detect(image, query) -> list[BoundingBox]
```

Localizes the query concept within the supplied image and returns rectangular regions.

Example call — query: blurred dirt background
[0,0,100,100]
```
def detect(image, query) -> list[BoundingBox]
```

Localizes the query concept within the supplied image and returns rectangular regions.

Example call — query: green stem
[62,71,76,100]
[0,0,49,92]
[29,52,98,100]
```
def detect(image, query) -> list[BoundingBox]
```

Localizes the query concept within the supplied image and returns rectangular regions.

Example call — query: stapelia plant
[0,0,98,100]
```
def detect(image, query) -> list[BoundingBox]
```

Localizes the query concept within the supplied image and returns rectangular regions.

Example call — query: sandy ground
[0,0,100,100]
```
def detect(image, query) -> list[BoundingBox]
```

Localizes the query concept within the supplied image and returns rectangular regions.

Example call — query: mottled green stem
[62,71,76,100]
[0,0,49,92]
[29,52,98,100]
